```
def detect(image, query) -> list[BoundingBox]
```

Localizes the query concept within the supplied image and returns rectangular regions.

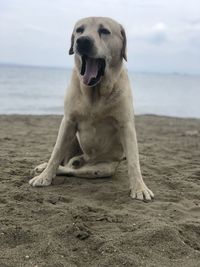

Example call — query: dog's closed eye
[98,28,111,35]
[76,26,84,33]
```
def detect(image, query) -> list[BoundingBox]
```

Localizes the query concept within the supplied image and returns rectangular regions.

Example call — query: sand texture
[0,115,200,267]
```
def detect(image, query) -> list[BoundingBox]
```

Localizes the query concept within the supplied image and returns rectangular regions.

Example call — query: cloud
[129,22,168,46]
[147,22,168,45]
[183,18,200,27]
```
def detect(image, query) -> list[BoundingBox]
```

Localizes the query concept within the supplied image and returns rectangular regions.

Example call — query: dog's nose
[76,36,93,55]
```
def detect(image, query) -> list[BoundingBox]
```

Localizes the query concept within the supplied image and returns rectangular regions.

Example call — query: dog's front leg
[29,116,76,187]
[119,121,154,201]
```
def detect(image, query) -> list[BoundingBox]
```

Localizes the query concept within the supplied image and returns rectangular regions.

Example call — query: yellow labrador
[29,17,154,201]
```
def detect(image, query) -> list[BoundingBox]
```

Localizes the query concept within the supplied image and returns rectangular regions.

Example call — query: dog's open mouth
[80,56,106,87]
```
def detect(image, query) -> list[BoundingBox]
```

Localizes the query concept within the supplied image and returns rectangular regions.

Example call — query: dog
[29,17,154,201]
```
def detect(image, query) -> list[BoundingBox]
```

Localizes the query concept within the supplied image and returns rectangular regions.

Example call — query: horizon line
[0,61,199,76]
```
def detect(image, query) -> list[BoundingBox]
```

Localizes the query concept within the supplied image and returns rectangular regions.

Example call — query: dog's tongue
[83,58,98,85]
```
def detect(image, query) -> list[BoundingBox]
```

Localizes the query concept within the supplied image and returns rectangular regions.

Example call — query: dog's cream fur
[29,17,154,201]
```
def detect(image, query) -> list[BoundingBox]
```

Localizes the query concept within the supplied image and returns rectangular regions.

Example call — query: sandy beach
[0,114,200,267]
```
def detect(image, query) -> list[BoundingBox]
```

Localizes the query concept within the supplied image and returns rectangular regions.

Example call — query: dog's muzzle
[76,36,106,87]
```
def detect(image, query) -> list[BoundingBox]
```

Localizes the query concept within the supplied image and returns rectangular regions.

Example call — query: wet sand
[0,115,200,267]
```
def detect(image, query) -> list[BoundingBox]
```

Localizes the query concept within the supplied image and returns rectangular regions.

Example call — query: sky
[0,0,200,74]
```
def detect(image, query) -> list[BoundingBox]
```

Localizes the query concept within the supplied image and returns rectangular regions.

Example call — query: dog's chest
[71,90,123,158]
[76,115,119,157]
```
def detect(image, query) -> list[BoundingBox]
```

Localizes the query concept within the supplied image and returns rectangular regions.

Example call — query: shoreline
[1,62,200,76]
[0,113,200,120]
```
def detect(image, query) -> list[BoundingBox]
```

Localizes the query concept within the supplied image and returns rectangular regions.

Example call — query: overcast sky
[1,0,200,74]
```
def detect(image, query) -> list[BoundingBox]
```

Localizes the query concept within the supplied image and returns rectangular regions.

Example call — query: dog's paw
[29,174,52,187]
[130,185,154,202]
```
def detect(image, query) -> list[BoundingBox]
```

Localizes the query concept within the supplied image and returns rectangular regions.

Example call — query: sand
[0,114,200,267]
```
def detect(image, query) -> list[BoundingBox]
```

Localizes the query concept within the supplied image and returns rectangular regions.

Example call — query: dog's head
[69,17,127,87]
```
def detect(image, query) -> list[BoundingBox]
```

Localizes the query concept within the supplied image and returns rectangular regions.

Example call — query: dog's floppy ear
[120,25,127,61]
[69,33,74,55]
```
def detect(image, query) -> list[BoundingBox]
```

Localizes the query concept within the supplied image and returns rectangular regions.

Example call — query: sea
[0,65,200,118]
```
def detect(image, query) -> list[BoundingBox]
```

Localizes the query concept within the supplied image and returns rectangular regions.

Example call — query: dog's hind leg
[56,160,119,178]
[33,159,118,178]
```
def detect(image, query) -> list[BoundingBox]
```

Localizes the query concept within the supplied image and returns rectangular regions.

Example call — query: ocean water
[0,65,200,118]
